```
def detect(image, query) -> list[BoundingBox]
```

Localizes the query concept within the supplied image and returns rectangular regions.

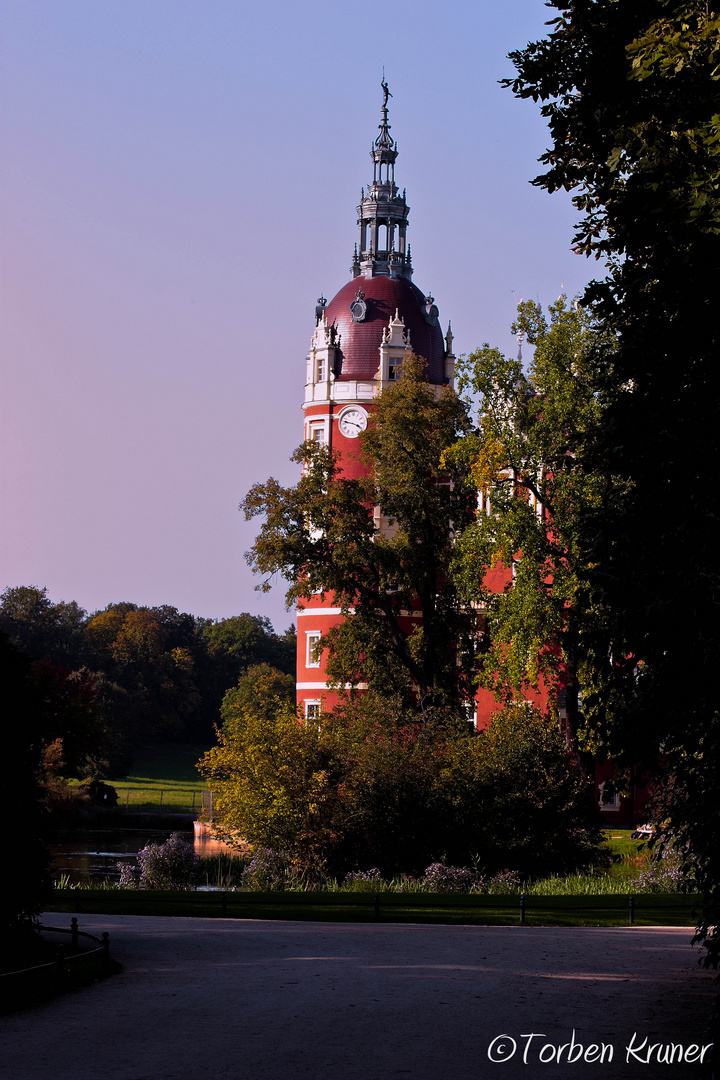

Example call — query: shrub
[117,861,140,888]
[241,847,294,891]
[123,833,199,890]
[631,844,689,894]
[485,869,523,894]
[201,688,603,879]
[422,863,477,893]
[341,868,385,892]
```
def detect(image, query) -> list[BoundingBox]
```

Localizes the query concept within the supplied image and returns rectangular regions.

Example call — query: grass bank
[49,888,698,927]
[111,743,209,813]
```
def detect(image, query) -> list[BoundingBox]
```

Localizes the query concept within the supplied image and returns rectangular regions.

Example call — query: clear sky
[0,1,595,632]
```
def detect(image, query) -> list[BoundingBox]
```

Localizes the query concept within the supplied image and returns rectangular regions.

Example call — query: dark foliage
[201,685,602,879]
[505,0,720,958]
[0,586,295,779]
[0,632,52,955]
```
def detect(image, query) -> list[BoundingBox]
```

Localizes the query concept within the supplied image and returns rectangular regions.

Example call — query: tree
[85,603,203,742]
[466,704,601,875]
[199,681,600,877]
[198,665,335,867]
[30,661,109,778]
[0,585,87,668]
[201,613,295,700]
[451,297,628,741]
[506,1,720,958]
[241,355,477,713]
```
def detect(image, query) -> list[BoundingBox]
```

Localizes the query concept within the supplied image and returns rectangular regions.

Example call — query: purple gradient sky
[1,1,594,632]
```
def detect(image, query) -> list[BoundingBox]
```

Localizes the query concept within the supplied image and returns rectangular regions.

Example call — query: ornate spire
[373,78,397,162]
[352,80,412,281]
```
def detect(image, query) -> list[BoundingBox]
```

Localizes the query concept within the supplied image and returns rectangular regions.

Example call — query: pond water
[50,827,234,885]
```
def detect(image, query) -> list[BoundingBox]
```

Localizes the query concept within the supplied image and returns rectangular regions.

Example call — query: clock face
[338,408,368,438]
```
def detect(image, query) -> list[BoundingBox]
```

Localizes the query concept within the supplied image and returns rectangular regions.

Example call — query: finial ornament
[423,294,439,326]
[381,78,392,109]
[315,295,327,325]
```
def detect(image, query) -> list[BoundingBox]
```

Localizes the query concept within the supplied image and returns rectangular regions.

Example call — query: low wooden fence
[0,919,113,1011]
[51,889,699,927]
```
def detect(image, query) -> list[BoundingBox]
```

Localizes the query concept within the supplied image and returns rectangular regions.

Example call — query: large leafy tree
[452,297,627,741]
[198,665,335,866]
[242,355,477,713]
[506,1,720,957]
[0,585,87,668]
[84,603,203,742]
[201,614,295,688]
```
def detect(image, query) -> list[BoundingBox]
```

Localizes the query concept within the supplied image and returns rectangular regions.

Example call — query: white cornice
[297,607,344,616]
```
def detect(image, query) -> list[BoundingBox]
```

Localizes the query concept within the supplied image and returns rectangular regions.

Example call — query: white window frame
[306,631,322,668]
[309,422,326,446]
[304,700,321,724]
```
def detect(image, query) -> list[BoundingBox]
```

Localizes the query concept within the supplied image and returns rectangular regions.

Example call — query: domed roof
[325,275,445,384]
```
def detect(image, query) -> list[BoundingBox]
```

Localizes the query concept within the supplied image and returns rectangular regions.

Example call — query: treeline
[0,585,295,778]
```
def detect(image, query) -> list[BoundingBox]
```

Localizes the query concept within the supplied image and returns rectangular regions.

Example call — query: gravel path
[0,915,715,1079]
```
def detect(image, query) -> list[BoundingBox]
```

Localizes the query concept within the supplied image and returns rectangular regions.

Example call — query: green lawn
[112,743,210,812]
[602,829,653,884]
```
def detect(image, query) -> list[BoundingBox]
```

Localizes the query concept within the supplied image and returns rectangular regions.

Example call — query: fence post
[192,792,196,812]
[628,896,635,926]
[125,789,130,808]
[520,893,526,925]
[70,917,79,951]
[160,790,164,807]
[374,892,380,921]
[221,891,228,917]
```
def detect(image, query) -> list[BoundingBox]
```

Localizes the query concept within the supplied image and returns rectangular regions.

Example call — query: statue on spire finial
[382,77,392,108]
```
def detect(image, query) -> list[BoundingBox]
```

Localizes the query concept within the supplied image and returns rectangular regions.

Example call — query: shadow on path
[0,915,714,1079]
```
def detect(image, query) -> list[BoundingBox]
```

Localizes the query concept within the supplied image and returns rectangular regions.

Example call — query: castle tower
[297,84,455,719]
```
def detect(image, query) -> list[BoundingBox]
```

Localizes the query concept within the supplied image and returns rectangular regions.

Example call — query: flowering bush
[630,844,689,894]
[485,869,523,894]
[117,861,140,888]
[118,833,199,890]
[241,847,294,891]
[422,863,477,893]
[342,868,385,892]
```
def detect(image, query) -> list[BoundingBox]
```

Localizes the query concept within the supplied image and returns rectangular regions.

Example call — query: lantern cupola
[352,80,412,281]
